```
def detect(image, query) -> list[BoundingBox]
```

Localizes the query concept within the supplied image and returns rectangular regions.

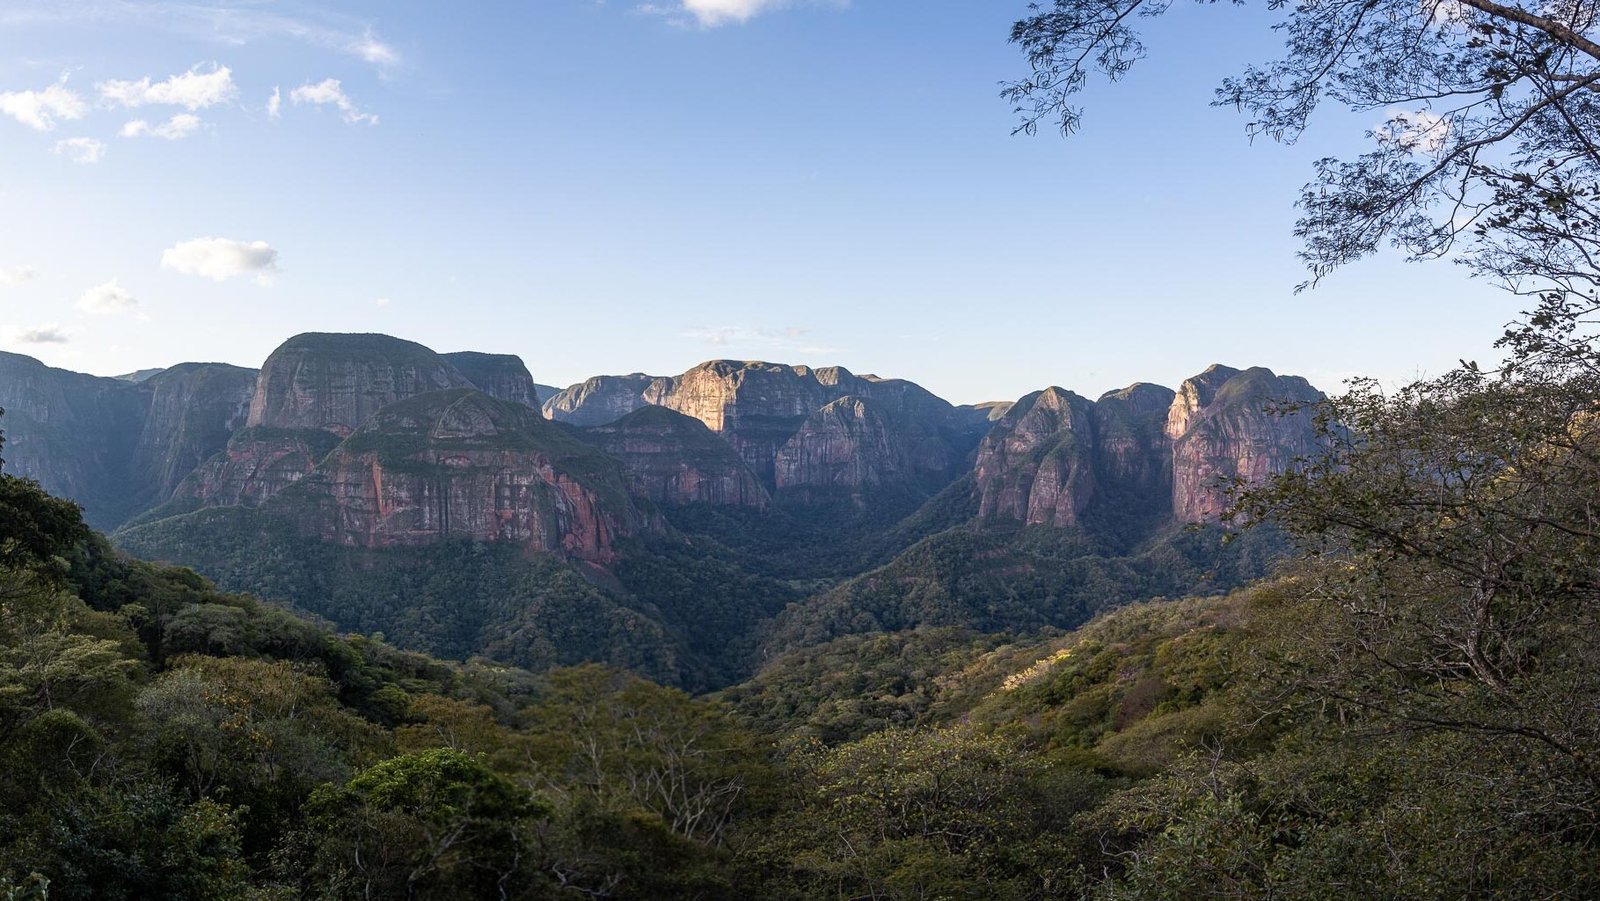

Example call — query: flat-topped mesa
[774,395,957,501]
[131,362,258,503]
[1166,364,1324,522]
[281,389,653,562]
[580,405,770,508]
[542,373,666,426]
[441,351,541,409]
[974,387,1100,527]
[246,332,475,435]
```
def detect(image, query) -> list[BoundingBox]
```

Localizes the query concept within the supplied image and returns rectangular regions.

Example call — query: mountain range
[0,333,1323,688]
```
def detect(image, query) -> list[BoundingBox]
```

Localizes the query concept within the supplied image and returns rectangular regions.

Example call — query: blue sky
[0,0,1510,404]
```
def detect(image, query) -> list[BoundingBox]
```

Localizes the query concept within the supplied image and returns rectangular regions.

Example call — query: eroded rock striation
[974,387,1099,527]
[774,395,957,502]
[580,405,769,508]
[1165,365,1323,521]
[542,374,665,426]
[247,333,475,435]
[132,363,258,503]
[166,427,341,513]
[279,389,655,562]
[442,351,542,409]
[973,367,1319,528]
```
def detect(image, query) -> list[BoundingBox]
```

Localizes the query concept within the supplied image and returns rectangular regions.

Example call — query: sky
[0,0,1514,405]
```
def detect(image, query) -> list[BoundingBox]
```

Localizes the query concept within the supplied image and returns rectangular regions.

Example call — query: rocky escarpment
[248,332,475,435]
[973,366,1320,530]
[277,389,654,562]
[542,374,666,426]
[442,352,541,409]
[164,427,341,514]
[1165,365,1323,521]
[0,351,152,528]
[974,387,1099,527]
[773,395,958,502]
[131,363,258,503]
[579,405,769,508]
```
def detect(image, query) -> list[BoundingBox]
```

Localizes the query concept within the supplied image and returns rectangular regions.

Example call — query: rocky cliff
[773,396,957,502]
[1165,365,1323,521]
[974,387,1100,527]
[542,374,665,426]
[580,405,769,508]
[247,333,475,435]
[131,363,258,503]
[166,427,341,513]
[277,389,654,562]
[442,351,542,409]
[0,351,152,528]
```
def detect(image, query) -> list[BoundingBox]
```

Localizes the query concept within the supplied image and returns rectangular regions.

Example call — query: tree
[1006,0,1600,343]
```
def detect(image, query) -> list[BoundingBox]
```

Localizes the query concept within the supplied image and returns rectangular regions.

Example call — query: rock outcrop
[247,333,475,435]
[974,387,1100,526]
[442,352,542,409]
[1165,365,1323,521]
[131,363,258,503]
[0,351,152,528]
[166,427,341,512]
[278,389,653,562]
[773,396,956,501]
[580,405,769,508]
[542,374,665,426]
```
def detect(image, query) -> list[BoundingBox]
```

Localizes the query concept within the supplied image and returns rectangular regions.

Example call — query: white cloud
[3,323,69,345]
[267,86,281,119]
[0,4,400,70]
[0,80,87,131]
[99,65,237,110]
[373,297,392,308]
[681,0,785,25]
[680,325,836,354]
[53,137,106,164]
[290,78,377,124]
[1379,109,1451,154]
[350,32,400,66]
[161,237,279,283]
[0,265,37,287]
[76,278,138,314]
[120,113,202,140]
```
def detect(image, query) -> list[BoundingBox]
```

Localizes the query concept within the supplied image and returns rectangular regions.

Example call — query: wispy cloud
[76,278,138,314]
[121,113,202,139]
[681,325,838,355]
[0,79,86,131]
[0,3,401,70]
[161,237,278,283]
[266,86,281,119]
[54,137,106,163]
[3,323,69,345]
[290,79,377,125]
[0,265,38,287]
[99,64,236,109]
[641,0,837,27]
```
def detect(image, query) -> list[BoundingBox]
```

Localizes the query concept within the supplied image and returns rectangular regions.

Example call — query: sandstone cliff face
[773,396,956,500]
[0,351,152,528]
[168,427,341,511]
[442,352,541,409]
[280,389,653,562]
[974,388,1100,527]
[132,363,257,503]
[581,405,769,508]
[247,333,475,435]
[1165,365,1323,521]
[1091,382,1176,504]
[542,374,665,426]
